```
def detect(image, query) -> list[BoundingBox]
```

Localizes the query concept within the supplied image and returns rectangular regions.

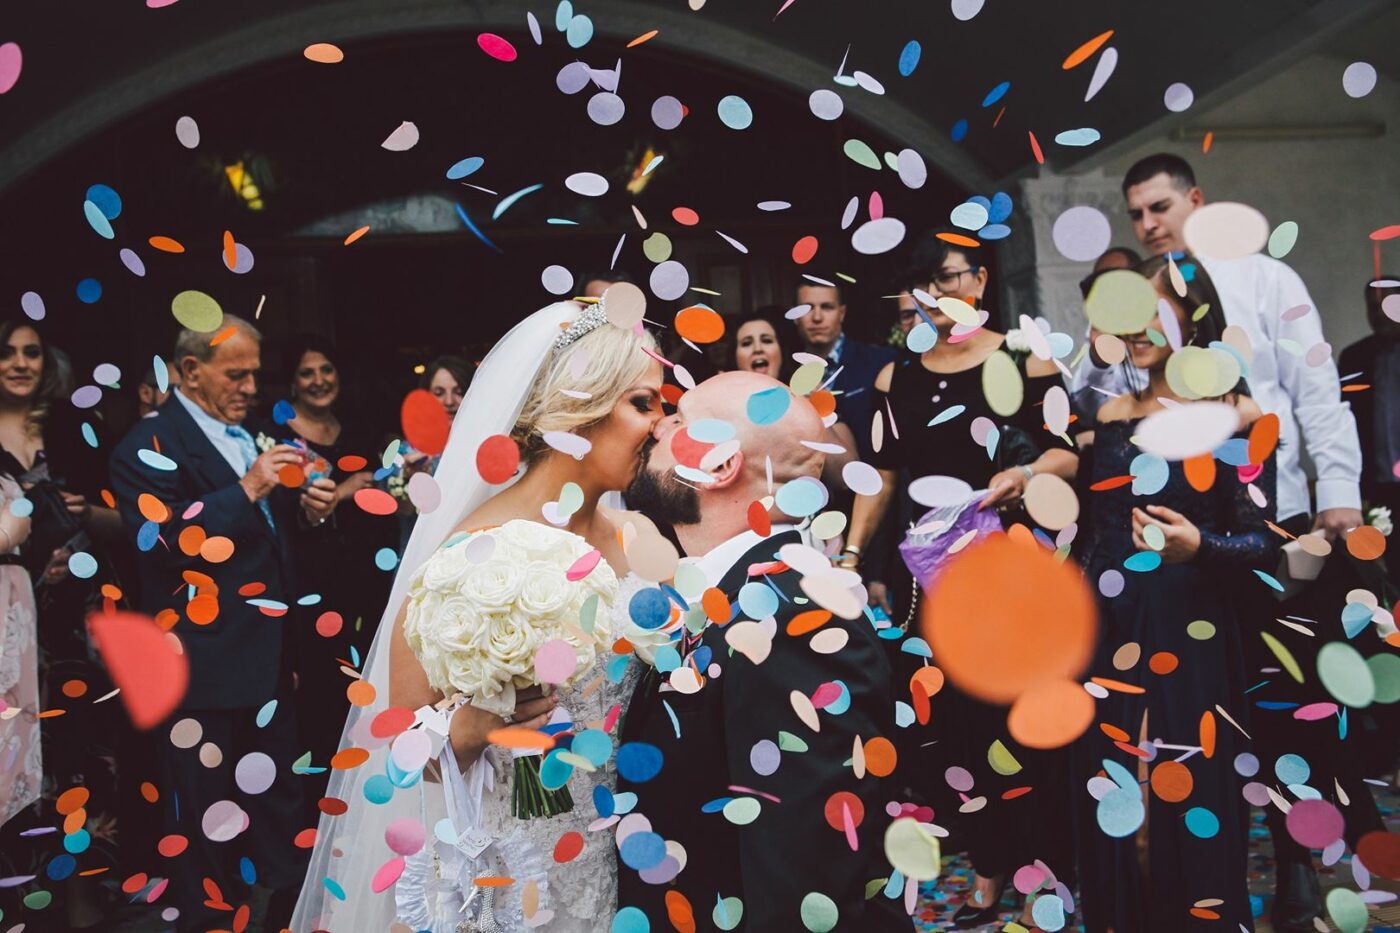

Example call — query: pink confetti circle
[0,43,22,95]
[1286,799,1345,848]
[371,855,406,893]
[477,34,517,62]
[535,639,578,685]
[384,817,426,856]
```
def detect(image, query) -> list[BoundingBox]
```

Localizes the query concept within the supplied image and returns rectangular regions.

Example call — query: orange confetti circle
[701,588,731,623]
[922,536,1096,704]
[100,583,123,601]
[675,305,725,344]
[140,781,160,803]
[138,493,171,524]
[344,225,370,246]
[1148,652,1179,675]
[338,455,368,472]
[1356,830,1400,880]
[671,207,700,226]
[1149,760,1194,803]
[909,666,945,700]
[1062,29,1115,69]
[294,828,319,848]
[199,536,235,564]
[1247,413,1280,465]
[346,680,377,707]
[353,487,399,516]
[1007,679,1095,749]
[148,236,185,253]
[121,872,148,895]
[402,388,452,456]
[808,389,837,418]
[787,609,832,636]
[329,747,370,770]
[56,786,89,815]
[157,834,188,857]
[278,463,306,488]
[61,679,87,699]
[303,43,344,64]
[1346,525,1386,561]
[791,235,819,265]
[318,797,349,816]
[63,810,87,835]
[187,593,220,626]
[370,707,415,739]
[862,737,897,777]
[1199,711,1217,759]
[178,525,206,556]
[1100,723,1130,743]
[665,890,697,933]
[936,231,981,248]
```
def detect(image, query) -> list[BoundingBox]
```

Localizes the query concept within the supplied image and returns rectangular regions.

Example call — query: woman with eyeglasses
[839,234,1080,928]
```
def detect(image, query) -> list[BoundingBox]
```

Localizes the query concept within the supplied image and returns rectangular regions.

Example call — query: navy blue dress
[1075,417,1278,933]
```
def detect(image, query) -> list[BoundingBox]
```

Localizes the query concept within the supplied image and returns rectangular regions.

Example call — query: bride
[292,296,664,932]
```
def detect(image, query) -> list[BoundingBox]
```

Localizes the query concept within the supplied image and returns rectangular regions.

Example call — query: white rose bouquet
[402,519,618,818]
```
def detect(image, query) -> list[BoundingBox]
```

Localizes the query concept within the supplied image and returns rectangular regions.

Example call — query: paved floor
[104,785,1400,933]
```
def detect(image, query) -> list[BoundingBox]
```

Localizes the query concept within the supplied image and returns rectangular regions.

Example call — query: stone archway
[0,0,993,194]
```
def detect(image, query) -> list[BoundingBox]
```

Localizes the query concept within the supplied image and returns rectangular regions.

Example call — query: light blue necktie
[226,425,276,530]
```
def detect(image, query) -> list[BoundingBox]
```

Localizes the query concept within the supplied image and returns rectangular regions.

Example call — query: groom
[619,371,908,931]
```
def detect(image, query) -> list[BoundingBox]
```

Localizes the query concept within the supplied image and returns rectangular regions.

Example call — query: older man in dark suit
[620,370,908,931]
[109,314,336,932]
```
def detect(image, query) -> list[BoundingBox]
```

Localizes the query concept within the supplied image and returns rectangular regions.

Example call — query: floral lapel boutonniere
[254,432,276,454]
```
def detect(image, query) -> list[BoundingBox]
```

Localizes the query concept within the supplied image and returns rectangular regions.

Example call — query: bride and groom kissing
[292,293,911,932]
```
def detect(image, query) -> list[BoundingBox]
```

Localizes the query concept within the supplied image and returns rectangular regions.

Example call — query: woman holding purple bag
[841,234,1079,927]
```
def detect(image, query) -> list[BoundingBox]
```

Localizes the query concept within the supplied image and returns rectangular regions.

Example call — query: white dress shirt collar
[690,524,798,590]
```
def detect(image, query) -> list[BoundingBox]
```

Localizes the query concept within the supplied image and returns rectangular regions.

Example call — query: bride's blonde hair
[510,318,659,465]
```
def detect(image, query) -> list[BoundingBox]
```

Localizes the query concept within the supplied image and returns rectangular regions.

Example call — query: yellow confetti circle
[981,349,1023,417]
[1084,269,1159,335]
[171,290,223,332]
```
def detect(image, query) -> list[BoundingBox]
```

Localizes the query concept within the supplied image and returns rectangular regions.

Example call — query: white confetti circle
[1052,206,1112,263]
[1163,82,1194,112]
[1342,61,1377,99]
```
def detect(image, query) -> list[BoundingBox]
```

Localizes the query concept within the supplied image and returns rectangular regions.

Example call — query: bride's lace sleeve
[1196,445,1279,567]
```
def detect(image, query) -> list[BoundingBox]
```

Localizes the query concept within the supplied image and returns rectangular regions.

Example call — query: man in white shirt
[1077,153,1363,539]
[1075,153,1367,933]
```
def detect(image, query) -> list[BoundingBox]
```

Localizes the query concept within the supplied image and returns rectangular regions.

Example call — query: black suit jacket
[617,531,909,931]
[109,396,298,710]
[830,338,898,462]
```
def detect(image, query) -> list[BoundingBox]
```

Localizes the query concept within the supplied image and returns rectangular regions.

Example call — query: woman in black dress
[280,338,396,815]
[0,321,126,930]
[841,237,1079,927]
[1074,255,1275,932]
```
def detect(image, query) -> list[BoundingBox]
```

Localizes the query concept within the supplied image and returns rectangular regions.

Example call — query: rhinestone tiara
[552,297,610,350]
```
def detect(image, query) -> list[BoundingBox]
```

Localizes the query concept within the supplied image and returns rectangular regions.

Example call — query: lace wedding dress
[394,571,647,932]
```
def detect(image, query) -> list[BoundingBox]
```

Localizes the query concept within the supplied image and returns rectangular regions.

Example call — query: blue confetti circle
[629,587,671,630]
[85,184,122,220]
[239,856,257,885]
[272,399,296,425]
[136,520,161,552]
[364,774,394,804]
[46,853,77,881]
[63,829,91,854]
[1275,753,1310,785]
[898,41,921,77]
[374,548,399,571]
[10,497,33,518]
[592,784,615,818]
[619,831,667,871]
[717,95,754,130]
[612,906,651,933]
[981,81,1011,108]
[745,386,790,425]
[737,581,778,620]
[76,278,102,304]
[951,119,969,142]
[67,552,98,579]
[616,742,663,783]
[1184,806,1219,838]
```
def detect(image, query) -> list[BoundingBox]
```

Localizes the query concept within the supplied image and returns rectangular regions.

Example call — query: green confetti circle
[1186,620,1216,640]
[1367,652,1400,704]
[22,890,53,910]
[642,232,673,264]
[1317,641,1375,708]
[842,138,881,170]
[800,892,839,932]
[981,350,1023,417]
[712,896,744,931]
[1084,269,1159,336]
[171,289,224,332]
[722,796,761,825]
[1325,887,1368,933]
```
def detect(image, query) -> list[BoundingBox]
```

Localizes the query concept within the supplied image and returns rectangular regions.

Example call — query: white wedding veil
[291,302,583,932]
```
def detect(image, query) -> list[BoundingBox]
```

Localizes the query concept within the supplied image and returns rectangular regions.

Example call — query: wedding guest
[840,235,1078,926]
[894,289,919,342]
[0,464,37,830]
[0,320,124,929]
[1083,154,1364,930]
[420,354,471,423]
[1339,278,1400,541]
[793,281,896,460]
[137,360,180,418]
[281,337,396,816]
[729,307,856,488]
[109,314,338,932]
[1074,255,1273,932]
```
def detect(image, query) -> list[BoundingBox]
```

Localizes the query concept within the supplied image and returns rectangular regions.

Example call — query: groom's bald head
[625,371,827,543]
[682,371,825,487]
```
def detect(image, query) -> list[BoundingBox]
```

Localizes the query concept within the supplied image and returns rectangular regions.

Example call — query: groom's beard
[625,438,701,527]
